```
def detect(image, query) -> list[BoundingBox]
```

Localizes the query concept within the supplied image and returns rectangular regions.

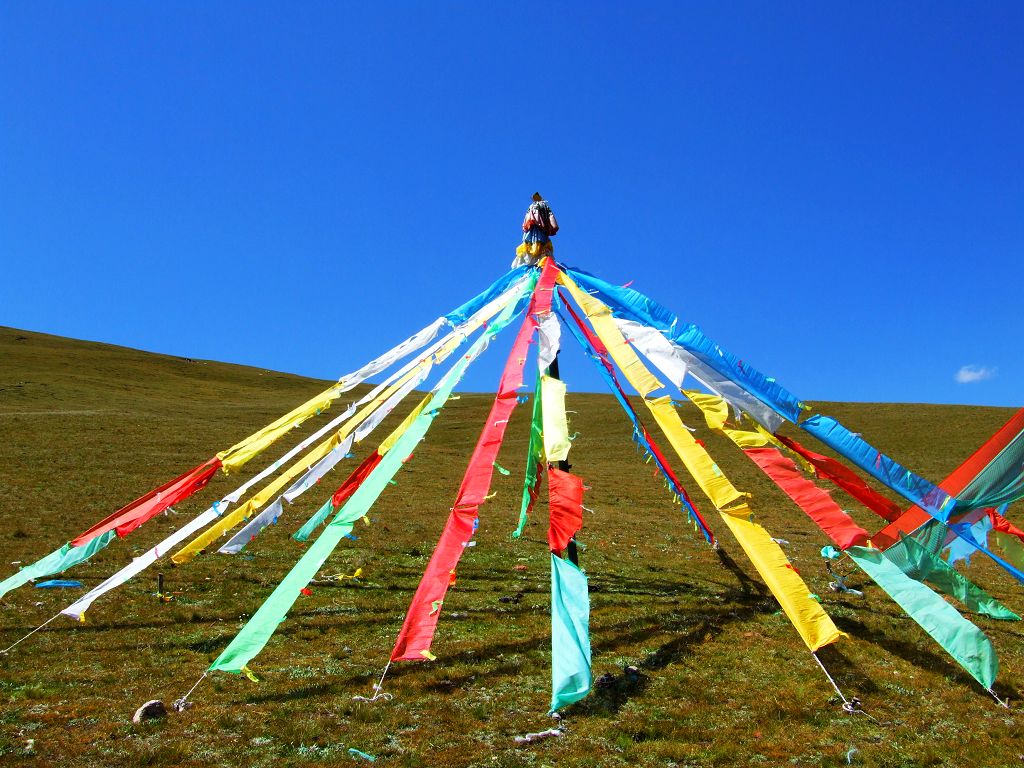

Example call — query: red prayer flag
[744,447,869,550]
[548,468,584,553]
[775,435,902,523]
[332,451,384,509]
[72,457,221,546]
[390,260,560,662]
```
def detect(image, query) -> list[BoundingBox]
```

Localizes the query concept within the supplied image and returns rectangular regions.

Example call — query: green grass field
[1,325,1021,767]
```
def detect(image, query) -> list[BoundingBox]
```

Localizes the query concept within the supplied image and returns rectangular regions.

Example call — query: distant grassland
[0,325,1021,768]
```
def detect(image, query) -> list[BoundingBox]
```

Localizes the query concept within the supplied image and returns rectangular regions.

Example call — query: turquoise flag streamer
[292,499,335,543]
[847,546,998,690]
[550,553,592,713]
[885,534,1019,621]
[0,530,117,600]
[209,272,537,675]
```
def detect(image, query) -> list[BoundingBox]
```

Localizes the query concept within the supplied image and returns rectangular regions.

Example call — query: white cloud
[955,365,997,384]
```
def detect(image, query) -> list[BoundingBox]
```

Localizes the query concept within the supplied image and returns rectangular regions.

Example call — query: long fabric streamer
[541,375,572,463]
[208,272,538,675]
[679,394,870,551]
[72,459,222,545]
[846,546,999,690]
[743,447,870,551]
[558,298,713,542]
[59,402,367,620]
[390,259,560,662]
[512,304,564,538]
[560,273,841,652]
[614,317,784,433]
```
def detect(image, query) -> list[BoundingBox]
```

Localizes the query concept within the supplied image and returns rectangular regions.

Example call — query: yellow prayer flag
[541,375,572,462]
[558,272,842,654]
[717,506,844,652]
[174,364,426,564]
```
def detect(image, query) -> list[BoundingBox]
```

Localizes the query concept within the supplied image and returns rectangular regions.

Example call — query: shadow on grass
[813,644,880,696]
[242,680,341,704]
[832,614,1022,702]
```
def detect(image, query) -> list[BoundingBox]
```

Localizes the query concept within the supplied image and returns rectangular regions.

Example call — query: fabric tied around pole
[548,468,584,554]
[550,553,592,713]
[541,375,572,463]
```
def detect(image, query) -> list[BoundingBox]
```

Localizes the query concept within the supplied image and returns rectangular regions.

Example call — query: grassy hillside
[0,325,1021,767]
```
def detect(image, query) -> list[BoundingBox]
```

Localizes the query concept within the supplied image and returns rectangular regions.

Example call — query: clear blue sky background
[2,3,1021,406]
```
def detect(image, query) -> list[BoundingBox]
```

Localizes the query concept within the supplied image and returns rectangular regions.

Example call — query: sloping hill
[0,325,1020,768]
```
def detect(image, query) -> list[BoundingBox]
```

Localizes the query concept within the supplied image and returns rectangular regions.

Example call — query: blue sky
[2,3,1021,406]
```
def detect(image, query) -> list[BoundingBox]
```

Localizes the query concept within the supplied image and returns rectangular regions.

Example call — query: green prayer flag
[513,370,544,538]
[847,545,999,690]
[292,499,334,543]
[550,553,592,713]
[889,534,1019,621]
[0,530,117,599]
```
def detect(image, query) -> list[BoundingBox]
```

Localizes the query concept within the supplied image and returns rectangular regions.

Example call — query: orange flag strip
[873,408,1024,549]
[559,273,842,653]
